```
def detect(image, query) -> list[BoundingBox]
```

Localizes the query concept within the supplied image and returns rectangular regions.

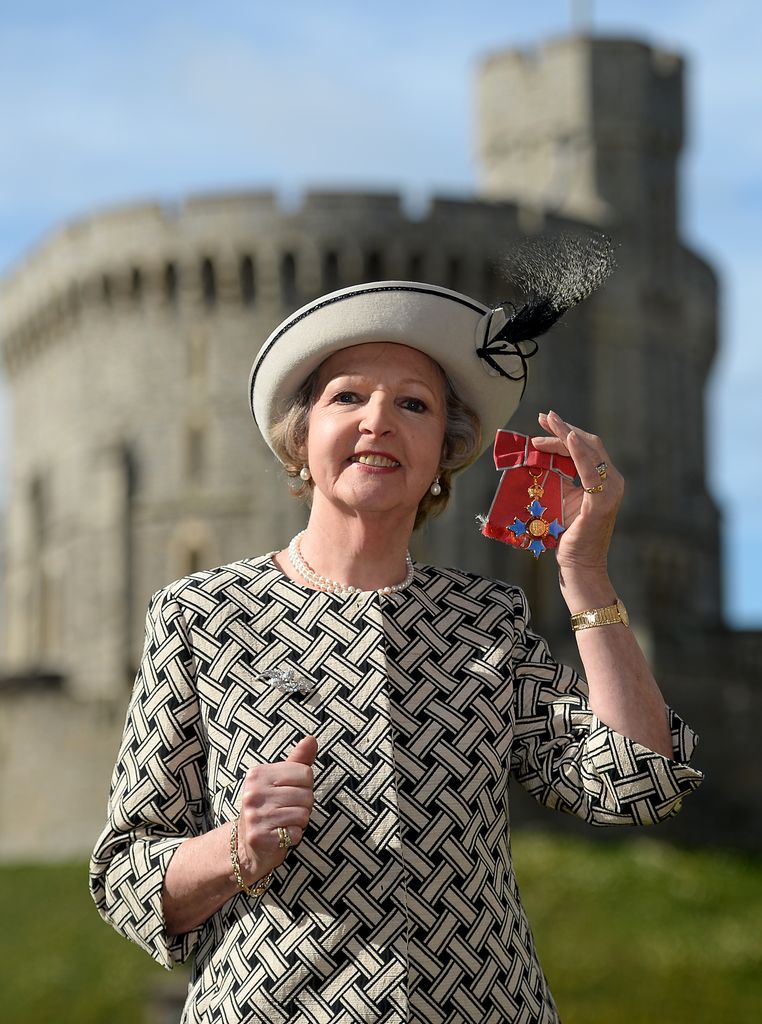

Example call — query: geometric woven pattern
[90,555,703,1023]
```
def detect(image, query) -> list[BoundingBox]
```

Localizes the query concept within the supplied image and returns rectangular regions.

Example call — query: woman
[90,261,703,1023]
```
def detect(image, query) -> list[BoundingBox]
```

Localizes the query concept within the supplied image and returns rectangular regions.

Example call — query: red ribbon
[480,431,576,554]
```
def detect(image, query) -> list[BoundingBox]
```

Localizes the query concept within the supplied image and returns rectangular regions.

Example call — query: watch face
[616,598,629,627]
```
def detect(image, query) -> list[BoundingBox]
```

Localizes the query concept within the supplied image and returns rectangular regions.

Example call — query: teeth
[353,454,400,468]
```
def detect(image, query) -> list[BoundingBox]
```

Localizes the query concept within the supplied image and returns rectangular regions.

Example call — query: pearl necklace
[287,531,414,596]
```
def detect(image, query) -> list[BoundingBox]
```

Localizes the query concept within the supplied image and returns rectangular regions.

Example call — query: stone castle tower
[1,36,758,857]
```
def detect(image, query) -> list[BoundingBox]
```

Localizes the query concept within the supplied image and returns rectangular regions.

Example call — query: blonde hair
[270,365,482,530]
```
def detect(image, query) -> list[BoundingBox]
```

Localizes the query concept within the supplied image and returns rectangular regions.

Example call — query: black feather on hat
[476,233,615,394]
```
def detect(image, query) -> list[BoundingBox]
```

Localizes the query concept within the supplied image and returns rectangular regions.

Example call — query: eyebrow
[326,370,438,395]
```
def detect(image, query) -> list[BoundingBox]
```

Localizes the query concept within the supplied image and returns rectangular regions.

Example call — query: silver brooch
[259,666,317,695]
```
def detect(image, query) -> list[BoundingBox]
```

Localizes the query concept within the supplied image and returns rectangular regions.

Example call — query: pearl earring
[299,466,311,482]
[430,477,441,497]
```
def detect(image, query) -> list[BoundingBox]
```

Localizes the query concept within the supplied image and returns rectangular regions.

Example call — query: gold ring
[277,826,292,850]
[583,484,605,494]
[595,461,608,480]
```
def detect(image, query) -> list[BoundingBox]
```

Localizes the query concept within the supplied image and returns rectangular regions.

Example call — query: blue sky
[1,0,760,624]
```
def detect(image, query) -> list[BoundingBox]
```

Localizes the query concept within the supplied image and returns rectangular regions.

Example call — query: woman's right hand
[236,735,318,884]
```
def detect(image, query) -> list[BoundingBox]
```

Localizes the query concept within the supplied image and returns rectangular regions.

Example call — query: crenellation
[1,191,540,368]
[302,191,403,219]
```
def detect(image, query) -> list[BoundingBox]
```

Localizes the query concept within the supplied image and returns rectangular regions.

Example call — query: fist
[237,736,318,879]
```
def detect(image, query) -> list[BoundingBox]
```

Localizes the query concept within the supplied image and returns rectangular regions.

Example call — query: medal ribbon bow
[480,431,576,558]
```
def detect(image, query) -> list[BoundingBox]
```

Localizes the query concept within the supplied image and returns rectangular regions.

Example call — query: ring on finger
[277,826,293,850]
[583,483,605,494]
[595,462,608,480]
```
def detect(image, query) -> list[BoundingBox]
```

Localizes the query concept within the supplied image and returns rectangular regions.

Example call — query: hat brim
[249,281,526,457]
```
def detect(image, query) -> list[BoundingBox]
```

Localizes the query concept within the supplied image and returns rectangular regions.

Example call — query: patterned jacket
[90,555,703,1023]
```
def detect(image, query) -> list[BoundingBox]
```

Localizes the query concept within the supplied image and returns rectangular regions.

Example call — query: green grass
[0,834,760,1023]
[512,833,762,1023]
[0,863,179,1024]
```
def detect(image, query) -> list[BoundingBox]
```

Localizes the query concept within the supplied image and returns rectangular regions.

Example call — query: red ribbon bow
[480,431,576,557]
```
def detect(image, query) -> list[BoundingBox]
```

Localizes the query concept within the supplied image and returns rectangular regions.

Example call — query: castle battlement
[1,190,533,377]
[477,36,684,226]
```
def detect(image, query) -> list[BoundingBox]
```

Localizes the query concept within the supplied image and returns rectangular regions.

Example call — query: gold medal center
[528,518,549,538]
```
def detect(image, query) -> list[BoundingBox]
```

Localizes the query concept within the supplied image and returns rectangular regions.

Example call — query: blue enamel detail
[528,538,546,558]
[548,519,565,539]
[528,499,547,518]
[509,519,528,537]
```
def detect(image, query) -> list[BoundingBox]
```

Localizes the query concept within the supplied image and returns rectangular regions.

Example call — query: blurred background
[0,1,760,1021]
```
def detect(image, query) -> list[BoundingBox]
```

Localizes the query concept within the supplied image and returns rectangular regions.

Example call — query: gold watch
[570,598,629,632]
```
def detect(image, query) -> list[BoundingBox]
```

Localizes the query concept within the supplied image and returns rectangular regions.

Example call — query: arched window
[364,249,383,282]
[29,477,47,546]
[201,257,217,308]
[164,261,178,304]
[185,545,203,576]
[130,267,143,304]
[239,255,256,306]
[322,250,340,293]
[280,252,298,308]
[407,252,424,281]
[446,256,462,291]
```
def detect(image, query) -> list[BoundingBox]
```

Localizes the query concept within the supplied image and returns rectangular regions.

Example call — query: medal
[479,431,576,558]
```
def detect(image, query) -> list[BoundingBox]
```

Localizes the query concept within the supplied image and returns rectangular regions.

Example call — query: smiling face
[303,342,447,526]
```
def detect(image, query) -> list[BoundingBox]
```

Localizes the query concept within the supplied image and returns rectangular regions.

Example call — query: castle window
[120,445,138,683]
[280,252,298,308]
[185,545,204,576]
[186,424,205,483]
[364,250,384,282]
[30,476,48,544]
[130,267,143,304]
[164,261,178,304]
[27,474,55,661]
[201,257,217,307]
[482,259,500,303]
[407,253,424,281]
[446,256,462,291]
[239,255,256,306]
[322,250,340,293]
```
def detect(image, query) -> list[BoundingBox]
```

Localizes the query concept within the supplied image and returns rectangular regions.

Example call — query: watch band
[570,598,629,632]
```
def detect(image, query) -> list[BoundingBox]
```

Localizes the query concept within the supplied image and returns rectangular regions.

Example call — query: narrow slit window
[130,267,143,304]
[407,253,424,281]
[280,252,298,308]
[364,250,383,282]
[239,255,256,306]
[201,257,217,307]
[322,250,339,293]
[164,261,178,304]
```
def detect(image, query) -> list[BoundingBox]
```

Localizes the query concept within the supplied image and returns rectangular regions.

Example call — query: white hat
[250,281,536,457]
[249,238,613,457]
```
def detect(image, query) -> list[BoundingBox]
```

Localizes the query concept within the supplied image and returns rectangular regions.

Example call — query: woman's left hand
[531,410,623,577]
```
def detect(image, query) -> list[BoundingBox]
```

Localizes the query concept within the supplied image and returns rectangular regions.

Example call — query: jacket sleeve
[507,588,704,826]
[89,588,208,968]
